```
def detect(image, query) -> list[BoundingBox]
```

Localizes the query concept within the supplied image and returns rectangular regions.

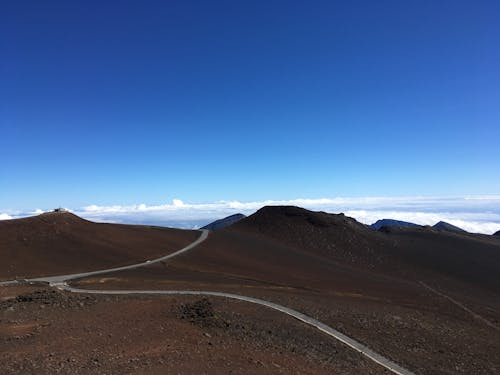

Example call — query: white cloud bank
[0,213,13,220]
[3,196,500,234]
[74,196,500,234]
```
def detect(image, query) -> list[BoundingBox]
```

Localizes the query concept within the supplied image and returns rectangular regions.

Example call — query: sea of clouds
[2,196,500,234]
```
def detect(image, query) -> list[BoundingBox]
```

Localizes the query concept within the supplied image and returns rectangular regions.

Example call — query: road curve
[2,228,415,375]
[27,229,209,285]
[61,284,415,375]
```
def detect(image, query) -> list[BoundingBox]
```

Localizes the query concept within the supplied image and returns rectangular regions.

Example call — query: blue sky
[1,1,499,218]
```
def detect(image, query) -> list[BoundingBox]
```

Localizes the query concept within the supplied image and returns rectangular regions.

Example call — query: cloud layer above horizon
[2,196,500,234]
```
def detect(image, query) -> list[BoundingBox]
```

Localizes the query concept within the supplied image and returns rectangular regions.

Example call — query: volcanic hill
[229,206,500,291]
[0,211,198,280]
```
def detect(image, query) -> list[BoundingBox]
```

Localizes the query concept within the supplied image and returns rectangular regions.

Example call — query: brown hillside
[231,206,500,291]
[0,211,199,280]
[232,206,386,265]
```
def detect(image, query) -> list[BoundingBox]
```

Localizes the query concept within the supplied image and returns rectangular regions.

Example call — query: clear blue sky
[1,0,499,210]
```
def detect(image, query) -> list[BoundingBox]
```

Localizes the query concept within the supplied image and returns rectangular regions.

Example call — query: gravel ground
[0,286,386,374]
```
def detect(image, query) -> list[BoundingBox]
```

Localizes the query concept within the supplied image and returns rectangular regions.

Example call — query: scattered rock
[178,298,228,328]
[0,290,97,311]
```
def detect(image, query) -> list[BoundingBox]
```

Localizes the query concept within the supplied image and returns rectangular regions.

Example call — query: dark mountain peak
[433,221,466,233]
[494,230,500,236]
[243,205,360,229]
[371,219,419,231]
[202,213,246,231]
[229,205,388,268]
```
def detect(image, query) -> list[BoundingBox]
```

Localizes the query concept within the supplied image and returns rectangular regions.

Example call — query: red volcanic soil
[0,286,381,374]
[0,211,199,280]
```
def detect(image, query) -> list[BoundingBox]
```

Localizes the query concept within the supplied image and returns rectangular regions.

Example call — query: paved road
[28,229,209,285]
[1,227,415,375]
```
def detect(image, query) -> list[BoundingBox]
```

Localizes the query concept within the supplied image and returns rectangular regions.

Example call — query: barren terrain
[0,286,383,374]
[0,212,198,279]
[2,208,500,374]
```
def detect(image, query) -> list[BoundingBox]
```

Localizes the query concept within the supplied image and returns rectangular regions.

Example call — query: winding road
[29,229,210,285]
[1,229,415,375]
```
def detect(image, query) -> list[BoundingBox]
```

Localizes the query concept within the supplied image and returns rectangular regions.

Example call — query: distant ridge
[370,219,419,230]
[494,230,500,236]
[433,221,466,233]
[202,213,246,231]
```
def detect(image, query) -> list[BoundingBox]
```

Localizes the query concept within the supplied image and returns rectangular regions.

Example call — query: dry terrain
[2,207,500,374]
[0,212,198,280]
[0,285,382,374]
